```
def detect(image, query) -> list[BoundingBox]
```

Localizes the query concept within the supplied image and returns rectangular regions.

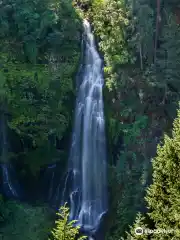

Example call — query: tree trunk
[154,0,161,64]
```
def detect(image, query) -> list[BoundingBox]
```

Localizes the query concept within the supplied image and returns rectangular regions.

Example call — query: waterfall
[0,112,22,199]
[62,19,108,235]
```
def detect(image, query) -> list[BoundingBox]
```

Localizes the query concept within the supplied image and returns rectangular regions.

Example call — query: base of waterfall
[72,209,108,240]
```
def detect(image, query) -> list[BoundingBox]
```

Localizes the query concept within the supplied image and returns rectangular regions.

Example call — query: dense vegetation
[76,0,180,239]
[0,0,82,238]
[0,0,180,239]
[0,196,54,239]
[0,0,82,173]
[125,106,180,240]
[74,0,180,239]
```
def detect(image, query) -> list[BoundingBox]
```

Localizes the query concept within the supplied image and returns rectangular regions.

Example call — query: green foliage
[125,213,149,240]
[90,0,133,90]
[106,150,148,239]
[122,115,148,145]
[85,0,180,239]
[155,12,180,118]
[50,203,87,240]
[129,0,154,67]
[0,0,82,172]
[125,105,180,239]
[2,63,68,145]
[145,106,180,239]
[74,0,92,10]
[0,61,71,172]
[0,0,82,63]
[0,199,54,240]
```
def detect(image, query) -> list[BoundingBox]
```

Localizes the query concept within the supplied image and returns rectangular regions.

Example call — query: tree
[125,213,150,240]
[155,11,180,119]
[124,105,180,240]
[50,203,87,240]
[145,105,180,239]
[129,0,154,68]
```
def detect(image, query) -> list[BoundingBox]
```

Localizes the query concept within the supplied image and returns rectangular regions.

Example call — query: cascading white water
[64,19,108,234]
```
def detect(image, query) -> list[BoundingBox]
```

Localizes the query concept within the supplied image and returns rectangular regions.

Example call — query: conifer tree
[125,213,150,240]
[125,106,180,239]
[50,203,87,240]
[145,106,180,239]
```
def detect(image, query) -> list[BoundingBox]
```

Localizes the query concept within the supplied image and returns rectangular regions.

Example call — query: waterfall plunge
[62,20,108,235]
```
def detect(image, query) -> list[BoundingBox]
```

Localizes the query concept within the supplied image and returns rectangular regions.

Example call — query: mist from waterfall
[62,19,108,235]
